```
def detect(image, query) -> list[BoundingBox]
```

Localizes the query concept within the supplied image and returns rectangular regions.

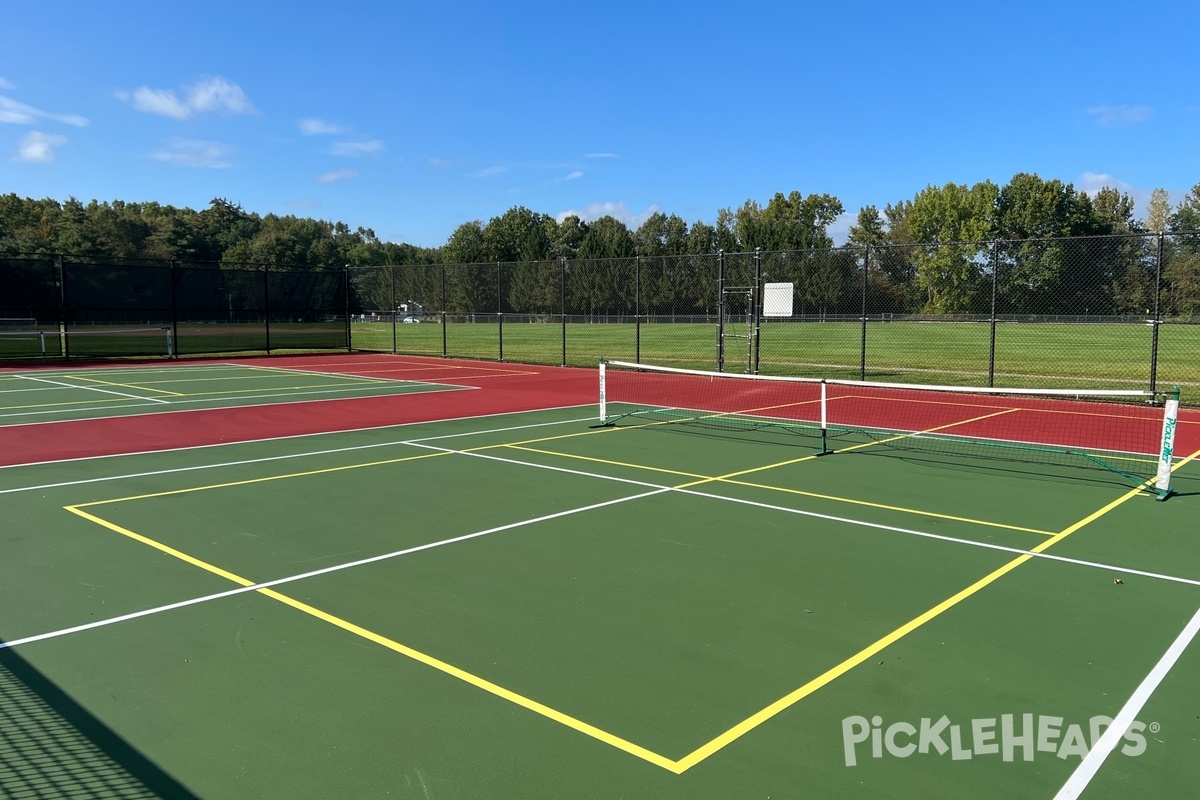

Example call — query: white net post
[817,379,833,455]
[1155,390,1180,500]
[598,359,607,424]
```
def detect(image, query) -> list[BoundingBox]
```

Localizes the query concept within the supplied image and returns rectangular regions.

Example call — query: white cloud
[471,164,507,178]
[119,76,254,119]
[556,201,660,229]
[331,138,384,157]
[13,131,66,163]
[564,171,583,180]
[0,77,15,91]
[298,117,345,136]
[584,152,617,159]
[120,87,191,119]
[0,95,89,127]
[317,168,357,183]
[1086,105,1152,127]
[187,77,253,114]
[151,139,235,168]
[1079,172,1134,196]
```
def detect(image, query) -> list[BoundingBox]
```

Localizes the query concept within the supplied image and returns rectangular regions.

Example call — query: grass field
[351,320,1200,400]
[3,370,1200,798]
[0,323,348,361]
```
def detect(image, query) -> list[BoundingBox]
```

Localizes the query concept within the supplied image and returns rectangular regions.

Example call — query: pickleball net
[596,359,1180,499]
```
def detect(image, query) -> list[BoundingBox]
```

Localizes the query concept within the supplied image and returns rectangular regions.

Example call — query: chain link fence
[349,233,1198,402]
[3,235,1197,402]
[1,256,349,359]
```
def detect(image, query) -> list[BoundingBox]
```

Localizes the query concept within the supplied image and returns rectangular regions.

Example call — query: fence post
[560,256,568,366]
[988,241,999,387]
[390,265,397,354]
[635,255,641,364]
[440,264,447,358]
[1150,232,1165,394]
[754,247,763,374]
[169,259,180,359]
[497,262,504,362]
[716,249,726,372]
[343,265,351,351]
[860,246,869,381]
[263,264,272,354]
[57,254,69,358]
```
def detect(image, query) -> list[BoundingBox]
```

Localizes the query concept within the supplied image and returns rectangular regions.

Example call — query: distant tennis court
[0,361,464,425]
[2,356,1199,799]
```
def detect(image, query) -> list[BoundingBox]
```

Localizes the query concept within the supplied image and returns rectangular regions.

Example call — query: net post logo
[841,714,1153,767]
[1160,414,1176,463]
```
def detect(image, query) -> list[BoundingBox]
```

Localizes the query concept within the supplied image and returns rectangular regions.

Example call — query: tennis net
[0,327,174,360]
[596,360,1180,500]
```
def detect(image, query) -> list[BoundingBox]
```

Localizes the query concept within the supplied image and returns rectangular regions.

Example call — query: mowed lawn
[352,320,1200,398]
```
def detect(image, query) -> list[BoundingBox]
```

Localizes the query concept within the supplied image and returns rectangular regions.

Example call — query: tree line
[2,174,1199,316]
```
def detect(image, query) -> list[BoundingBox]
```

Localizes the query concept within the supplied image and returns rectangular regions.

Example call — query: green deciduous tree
[908,181,997,313]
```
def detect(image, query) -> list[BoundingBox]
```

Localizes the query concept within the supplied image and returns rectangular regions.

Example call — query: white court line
[0,412,596,493]
[236,362,411,383]
[8,432,1200,656]
[1,483,673,651]
[412,442,1200,589]
[0,381,476,424]
[7,410,1198,659]
[16,373,170,404]
[1053,604,1200,799]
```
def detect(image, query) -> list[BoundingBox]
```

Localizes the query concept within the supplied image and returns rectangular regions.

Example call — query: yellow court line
[74,450,453,507]
[63,504,678,772]
[71,426,633,508]
[356,370,540,381]
[67,440,1198,775]
[65,506,255,587]
[110,373,393,387]
[72,375,185,396]
[176,380,421,398]
[239,364,398,383]
[506,445,1054,537]
[61,408,1197,774]
[258,589,678,771]
[670,445,1200,772]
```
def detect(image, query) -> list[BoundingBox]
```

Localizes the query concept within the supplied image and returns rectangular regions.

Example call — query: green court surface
[2,407,1199,799]
[0,363,459,425]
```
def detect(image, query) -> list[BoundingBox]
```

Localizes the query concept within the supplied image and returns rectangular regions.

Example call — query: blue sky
[3,0,1197,247]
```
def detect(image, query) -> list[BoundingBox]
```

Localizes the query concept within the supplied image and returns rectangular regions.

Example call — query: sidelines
[14,404,1200,775]
[15,373,170,404]
[0,406,596,480]
[426,442,1200,589]
[53,405,1045,542]
[0,380,475,424]
[1053,603,1200,799]
[71,373,185,396]
[505,444,1057,537]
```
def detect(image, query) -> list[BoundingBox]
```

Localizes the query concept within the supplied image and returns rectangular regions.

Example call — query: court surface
[0,362,464,425]
[2,356,1199,800]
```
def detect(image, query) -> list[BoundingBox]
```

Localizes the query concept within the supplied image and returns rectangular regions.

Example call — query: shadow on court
[0,641,198,799]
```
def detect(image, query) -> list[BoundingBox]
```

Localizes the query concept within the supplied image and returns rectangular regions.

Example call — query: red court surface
[3,354,1196,470]
[0,355,597,467]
